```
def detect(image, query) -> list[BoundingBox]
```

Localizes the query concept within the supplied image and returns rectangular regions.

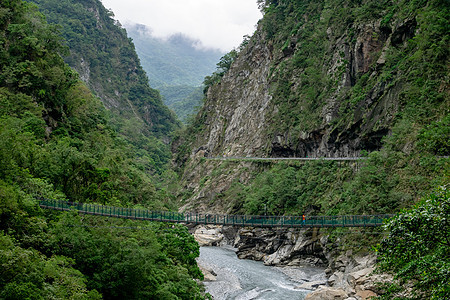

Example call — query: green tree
[375,186,450,299]
[0,233,102,299]
[203,49,238,94]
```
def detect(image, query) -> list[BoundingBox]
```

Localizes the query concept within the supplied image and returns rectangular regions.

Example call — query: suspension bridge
[38,198,393,228]
[204,156,367,162]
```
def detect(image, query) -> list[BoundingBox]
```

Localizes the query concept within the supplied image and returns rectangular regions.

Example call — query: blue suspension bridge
[38,198,393,228]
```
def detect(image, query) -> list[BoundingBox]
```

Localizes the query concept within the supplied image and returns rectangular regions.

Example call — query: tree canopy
[376,186,450,299]
[0,1,206,298]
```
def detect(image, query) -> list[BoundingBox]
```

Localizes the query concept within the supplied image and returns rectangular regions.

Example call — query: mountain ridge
[29,0,179,138]
[125,23,224,122]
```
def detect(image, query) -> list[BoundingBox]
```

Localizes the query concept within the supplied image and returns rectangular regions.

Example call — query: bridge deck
[38,199,393,228]
[204,157,367,162]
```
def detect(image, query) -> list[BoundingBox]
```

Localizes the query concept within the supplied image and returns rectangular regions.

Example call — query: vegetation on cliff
[257,0,448,137]
[0,1,205,298]
[28,0,179,134]
[176,0,449,216]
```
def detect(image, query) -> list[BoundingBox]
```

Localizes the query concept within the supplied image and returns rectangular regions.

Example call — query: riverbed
[198,246,326,300]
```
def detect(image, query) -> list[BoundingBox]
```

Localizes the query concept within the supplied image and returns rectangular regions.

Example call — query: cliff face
[30,0,179,138]
[199,28,274,158]
[187,14,416,159]
[176,0,448,214]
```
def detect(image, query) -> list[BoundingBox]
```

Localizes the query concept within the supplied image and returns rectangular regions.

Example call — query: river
[198,246,326,300]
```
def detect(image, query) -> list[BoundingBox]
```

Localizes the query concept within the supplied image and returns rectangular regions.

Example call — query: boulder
[305,287,349,300]
[358,273,394,294]
[193,225,224,246]
[356,289,377,300]
[198,264,217,282]
[347,267,374,288]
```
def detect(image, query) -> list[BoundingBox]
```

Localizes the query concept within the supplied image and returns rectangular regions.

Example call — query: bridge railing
[37,198,393,228]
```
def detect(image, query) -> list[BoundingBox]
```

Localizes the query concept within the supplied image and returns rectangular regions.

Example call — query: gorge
[173,0,448,298]
[0,0,448,299]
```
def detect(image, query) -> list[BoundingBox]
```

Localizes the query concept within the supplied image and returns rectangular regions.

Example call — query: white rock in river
[194,225,224,246]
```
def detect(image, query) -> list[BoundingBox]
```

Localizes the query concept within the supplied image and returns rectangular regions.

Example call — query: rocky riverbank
[191,225,391,300]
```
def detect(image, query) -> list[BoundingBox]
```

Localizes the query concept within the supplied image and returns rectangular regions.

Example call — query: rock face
[235,227,327,267]
[192,225,224,246]
[191,18,402,160]
[201,30,273,158]
[176,3,421,213]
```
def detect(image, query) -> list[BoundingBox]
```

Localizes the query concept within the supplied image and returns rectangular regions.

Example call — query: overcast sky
[100,0,262,52]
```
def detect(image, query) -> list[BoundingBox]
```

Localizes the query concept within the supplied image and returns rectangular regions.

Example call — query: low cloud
[101,0,262,52]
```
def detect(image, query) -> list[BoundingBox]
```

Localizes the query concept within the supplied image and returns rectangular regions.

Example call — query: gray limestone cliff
[174,1,430,213]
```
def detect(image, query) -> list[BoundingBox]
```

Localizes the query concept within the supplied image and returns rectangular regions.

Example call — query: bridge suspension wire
[37,198,394,228]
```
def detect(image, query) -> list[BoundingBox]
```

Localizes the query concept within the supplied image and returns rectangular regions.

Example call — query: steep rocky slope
[29,0,179,138]
[175,0,449,214]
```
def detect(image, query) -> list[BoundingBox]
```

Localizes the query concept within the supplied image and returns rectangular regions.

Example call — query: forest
[0,1,206,298]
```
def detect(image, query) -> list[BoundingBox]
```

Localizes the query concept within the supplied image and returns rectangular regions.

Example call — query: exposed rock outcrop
[193,225,224,246]
[235,227,327,267]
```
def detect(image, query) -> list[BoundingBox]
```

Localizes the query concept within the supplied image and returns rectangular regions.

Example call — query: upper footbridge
[38,198,392,228]
[204,156,367,162]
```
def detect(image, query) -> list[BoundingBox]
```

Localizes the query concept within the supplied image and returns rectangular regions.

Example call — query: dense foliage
[0,1,205,298]
[0,185,205,299]
[27,0,180,178]
[28,0,179,136]
[375,187,450,299]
